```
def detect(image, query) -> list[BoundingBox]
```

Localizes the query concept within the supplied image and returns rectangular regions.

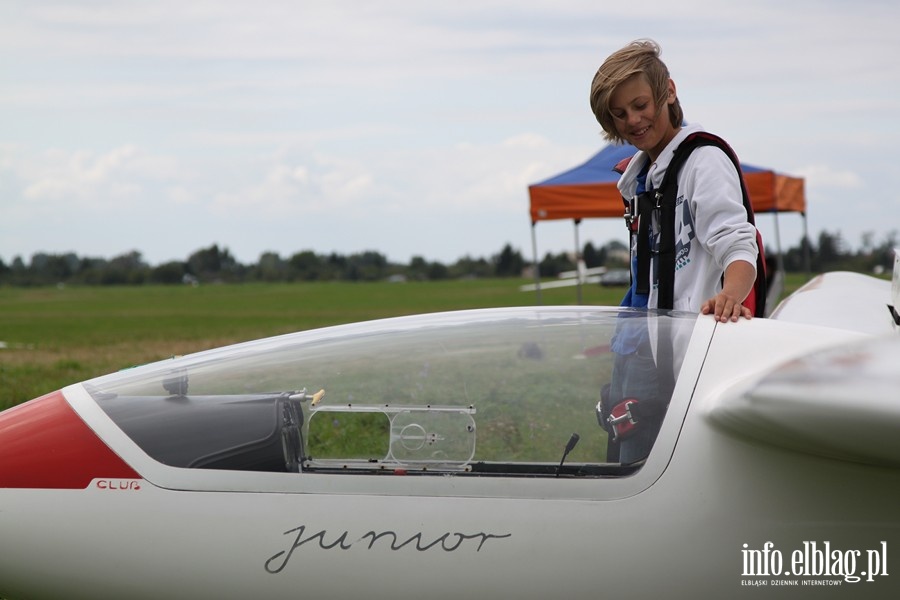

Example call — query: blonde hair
[589,39,683,143]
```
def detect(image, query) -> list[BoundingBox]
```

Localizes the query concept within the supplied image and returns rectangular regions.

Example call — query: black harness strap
[656,180,677,311]
[634,191,655,296]
[634,132,767,316]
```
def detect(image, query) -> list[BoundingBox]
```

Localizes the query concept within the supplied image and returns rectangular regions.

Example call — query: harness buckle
[624,197,637,231]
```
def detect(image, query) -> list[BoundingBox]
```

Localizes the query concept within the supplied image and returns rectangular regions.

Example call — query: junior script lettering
[266,524,512,574]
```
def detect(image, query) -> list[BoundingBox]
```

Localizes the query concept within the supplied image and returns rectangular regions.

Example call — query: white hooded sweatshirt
[617,123,758,312]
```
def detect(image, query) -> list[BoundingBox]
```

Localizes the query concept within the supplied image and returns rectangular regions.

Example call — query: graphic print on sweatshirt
[674,194,695,272]
[648,194,696,290]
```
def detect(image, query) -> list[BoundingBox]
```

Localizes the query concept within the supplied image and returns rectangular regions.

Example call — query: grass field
[0,274,813,412]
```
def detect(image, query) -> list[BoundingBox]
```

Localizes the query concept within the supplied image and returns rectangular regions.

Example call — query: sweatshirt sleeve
[680,146,758,272]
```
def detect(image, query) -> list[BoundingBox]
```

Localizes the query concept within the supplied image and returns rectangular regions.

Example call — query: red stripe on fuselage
[0,390,139,489]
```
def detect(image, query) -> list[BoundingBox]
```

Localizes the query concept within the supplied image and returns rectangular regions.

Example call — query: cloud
[199,131,590,224]
[794,165,863,190]
[209,154,377,218]
[15,145,178,209]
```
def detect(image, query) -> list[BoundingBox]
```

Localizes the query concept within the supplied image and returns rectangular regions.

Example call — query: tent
[526,142,808,305]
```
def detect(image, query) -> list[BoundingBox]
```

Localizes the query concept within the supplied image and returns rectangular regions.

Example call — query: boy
[589,39,758,322]
[591,40,761,462]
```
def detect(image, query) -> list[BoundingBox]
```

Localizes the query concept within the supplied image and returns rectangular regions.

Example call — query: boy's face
[608,74,678,161]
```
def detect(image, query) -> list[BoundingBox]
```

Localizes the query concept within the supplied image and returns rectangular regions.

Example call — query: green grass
[0,279,624,410]
[0,274,814,412]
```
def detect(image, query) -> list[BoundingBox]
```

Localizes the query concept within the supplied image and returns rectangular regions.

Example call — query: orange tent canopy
[528,143,806,223]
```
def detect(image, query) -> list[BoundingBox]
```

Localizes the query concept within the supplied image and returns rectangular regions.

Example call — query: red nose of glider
[0,391,138,489]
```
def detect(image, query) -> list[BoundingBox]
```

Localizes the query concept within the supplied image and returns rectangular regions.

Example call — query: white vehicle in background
[1,259,898,599]
[599,267,631,287]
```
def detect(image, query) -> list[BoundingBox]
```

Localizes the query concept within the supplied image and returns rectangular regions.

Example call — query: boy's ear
[666,79,677,105]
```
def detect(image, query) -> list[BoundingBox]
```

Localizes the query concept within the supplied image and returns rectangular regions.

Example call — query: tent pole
[766,210,786,313]
[573,219,582,305]
[802,213,811,277]
[530,222,542,305]
[772,210,784,272]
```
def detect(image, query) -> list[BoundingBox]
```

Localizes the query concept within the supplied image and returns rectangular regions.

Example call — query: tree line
[0,229,895,287]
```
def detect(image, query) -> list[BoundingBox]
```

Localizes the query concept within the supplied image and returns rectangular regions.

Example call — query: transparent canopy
[86,307,698,477]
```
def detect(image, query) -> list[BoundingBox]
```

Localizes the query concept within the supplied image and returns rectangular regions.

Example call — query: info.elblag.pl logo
[741,541,889,585]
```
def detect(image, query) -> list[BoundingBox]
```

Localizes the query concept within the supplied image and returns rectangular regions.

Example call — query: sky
[2,0,899,268]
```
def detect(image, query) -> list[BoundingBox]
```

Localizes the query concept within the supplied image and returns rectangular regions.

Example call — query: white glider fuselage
[1,271,899,599]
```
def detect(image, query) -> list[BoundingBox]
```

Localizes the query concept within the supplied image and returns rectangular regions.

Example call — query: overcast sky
[2,0,898,267]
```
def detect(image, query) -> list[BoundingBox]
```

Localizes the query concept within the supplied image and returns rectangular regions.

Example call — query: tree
[814,230,844,271]
[450,255,492,279]
[289,250,325,280]
[256,252,287,282]
[150,261,188,284]
[344,251,388,281]
[494,244,524,277]
[426,261,449,280]
[103,251,149,285]
[29,252,78,283]
[539,252,574,278]
[783,235,812,273]
[187,244,241,282]
[874,230,899,272]
[582,242,602,268]
[408,256,430,280]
